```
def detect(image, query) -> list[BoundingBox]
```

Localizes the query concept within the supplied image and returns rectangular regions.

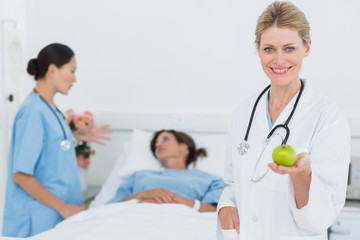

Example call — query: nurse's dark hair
[150,129,207,167]
[27,43,75,80]
[255,1,310,49]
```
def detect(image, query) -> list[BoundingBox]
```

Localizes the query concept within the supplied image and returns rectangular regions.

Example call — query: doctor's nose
[273,52,286,66]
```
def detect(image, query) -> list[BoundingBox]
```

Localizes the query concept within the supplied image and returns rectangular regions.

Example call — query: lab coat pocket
[222,229,240,240]
[269,171,290,192]
[280,233,326,240]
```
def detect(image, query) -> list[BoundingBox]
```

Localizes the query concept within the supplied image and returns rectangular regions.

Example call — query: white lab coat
[217,80,351,240]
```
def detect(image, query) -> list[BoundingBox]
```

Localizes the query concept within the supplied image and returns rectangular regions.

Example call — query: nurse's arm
[13,172,84,218]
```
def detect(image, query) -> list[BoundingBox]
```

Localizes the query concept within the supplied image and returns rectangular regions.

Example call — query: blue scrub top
[109,168,225,204]
[2,93,82,238]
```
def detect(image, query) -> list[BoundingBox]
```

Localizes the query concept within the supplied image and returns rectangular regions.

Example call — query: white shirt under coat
[217,80,351,240]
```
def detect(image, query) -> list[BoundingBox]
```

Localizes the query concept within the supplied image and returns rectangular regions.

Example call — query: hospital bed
[30,128,228,240]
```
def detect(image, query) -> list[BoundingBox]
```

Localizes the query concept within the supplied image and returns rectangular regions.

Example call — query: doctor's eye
[264,47,273,52]
[285,47,295,52]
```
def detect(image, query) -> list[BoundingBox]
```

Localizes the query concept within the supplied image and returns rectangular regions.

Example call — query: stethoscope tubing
[33,89,68,142]
[246,79,304,145]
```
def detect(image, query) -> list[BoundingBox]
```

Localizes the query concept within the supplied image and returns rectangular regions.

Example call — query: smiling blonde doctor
[217,2,350,240]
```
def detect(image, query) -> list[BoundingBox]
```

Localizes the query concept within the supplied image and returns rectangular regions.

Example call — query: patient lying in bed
[107,129,225,212]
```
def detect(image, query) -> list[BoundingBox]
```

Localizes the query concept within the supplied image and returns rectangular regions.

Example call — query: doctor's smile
[270,66,292,74]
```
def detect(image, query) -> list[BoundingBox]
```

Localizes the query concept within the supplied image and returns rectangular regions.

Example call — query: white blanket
[31,200,217,240]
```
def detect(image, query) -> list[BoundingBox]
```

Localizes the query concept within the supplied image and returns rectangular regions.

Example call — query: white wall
[20,0,360,118]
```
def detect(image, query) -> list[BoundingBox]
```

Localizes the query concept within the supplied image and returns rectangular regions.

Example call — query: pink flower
[65,109,97,170]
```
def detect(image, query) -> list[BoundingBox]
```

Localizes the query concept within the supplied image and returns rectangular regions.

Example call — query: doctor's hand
[74,124,112,145]
[269,152,312,209]
[218,207,240,234]
[59,203,84,219]
[267,152,311,176]
[136,188,176,204]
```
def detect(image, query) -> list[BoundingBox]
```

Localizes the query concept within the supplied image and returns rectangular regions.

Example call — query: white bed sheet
[31,200,217,240]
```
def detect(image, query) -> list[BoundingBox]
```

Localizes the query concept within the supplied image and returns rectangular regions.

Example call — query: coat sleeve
[289,104,351,233]
[217,116,239,240]
[217,117,237,211]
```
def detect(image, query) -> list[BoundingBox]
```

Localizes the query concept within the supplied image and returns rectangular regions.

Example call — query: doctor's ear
[304,40,311,57]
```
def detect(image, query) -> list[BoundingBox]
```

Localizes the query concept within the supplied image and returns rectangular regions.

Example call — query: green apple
[272,144,296,167]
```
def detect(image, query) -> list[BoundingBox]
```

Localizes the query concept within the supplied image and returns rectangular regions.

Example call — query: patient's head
[150,130,207,169]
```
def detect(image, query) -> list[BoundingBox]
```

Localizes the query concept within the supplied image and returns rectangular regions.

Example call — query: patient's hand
[136,188,176,204]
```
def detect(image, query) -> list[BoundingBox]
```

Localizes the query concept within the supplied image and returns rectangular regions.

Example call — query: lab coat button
[252,216,258,222]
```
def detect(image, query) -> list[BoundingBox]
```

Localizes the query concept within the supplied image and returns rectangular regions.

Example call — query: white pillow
[90,129,226,208]
[90,129,160,208]
[117,129,161,177]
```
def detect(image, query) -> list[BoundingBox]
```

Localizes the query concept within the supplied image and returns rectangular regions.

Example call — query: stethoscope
[237,79,304,182]
[33,88,71,151]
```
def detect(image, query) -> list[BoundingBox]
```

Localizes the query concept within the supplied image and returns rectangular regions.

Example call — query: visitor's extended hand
[74,124,112,145]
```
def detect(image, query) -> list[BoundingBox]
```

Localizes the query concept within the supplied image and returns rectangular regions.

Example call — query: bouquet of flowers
[65,109,96,169]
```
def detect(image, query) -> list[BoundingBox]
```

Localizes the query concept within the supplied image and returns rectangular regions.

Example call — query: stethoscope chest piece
[61,139,71,151]
[33,88,72,152]
[237,141,250,155]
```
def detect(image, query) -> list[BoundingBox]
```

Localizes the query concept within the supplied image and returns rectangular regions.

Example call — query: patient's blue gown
[109,168,225,204]
[2,93,82,238]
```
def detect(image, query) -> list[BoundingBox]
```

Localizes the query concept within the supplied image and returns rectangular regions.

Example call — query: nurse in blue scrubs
[109,130,225,212]
[2,43,111,237]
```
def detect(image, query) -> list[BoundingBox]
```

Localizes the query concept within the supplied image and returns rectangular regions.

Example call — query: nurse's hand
[74,124,112,145]
[267,152,311,176]
[218,207,240,234]
[59,204,84,219]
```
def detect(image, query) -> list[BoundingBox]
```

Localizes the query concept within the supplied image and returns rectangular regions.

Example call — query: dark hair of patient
[150,129,207,167]
[27,43,74,80]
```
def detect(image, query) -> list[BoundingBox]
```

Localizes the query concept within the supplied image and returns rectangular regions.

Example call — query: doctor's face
[258,26,311,86]
[53,56,77,95]
[155,132,188,167]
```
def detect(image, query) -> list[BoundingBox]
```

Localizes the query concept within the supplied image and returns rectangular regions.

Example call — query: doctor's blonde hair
[255,1,311,49]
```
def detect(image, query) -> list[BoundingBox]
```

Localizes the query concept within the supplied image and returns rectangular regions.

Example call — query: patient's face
[155,132,187,168]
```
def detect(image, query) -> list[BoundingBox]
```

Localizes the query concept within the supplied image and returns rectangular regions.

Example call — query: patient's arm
[116,187,216,212]
[118,188,176,203]
[174,195,217,212]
